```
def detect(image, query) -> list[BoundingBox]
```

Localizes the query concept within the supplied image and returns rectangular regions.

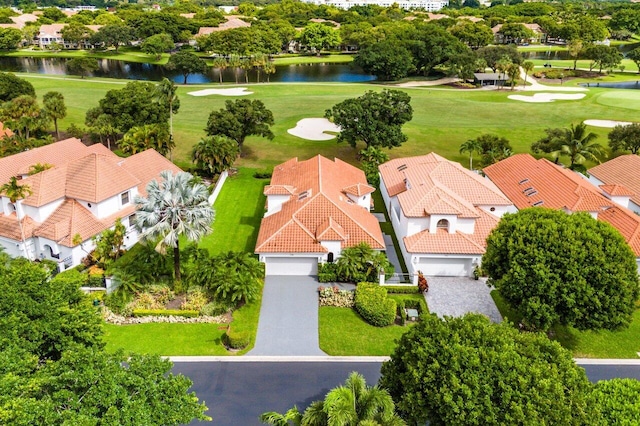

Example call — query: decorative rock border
[103,308,231,325]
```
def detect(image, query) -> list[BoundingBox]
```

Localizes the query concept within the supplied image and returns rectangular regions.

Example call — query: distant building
[300,0,448,12]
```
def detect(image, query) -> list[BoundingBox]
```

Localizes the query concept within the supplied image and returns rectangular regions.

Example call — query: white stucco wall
[319,240,341,257]
[346,192,371,210]
[478,204,517,217]
[265,194,291,216]
[457,217,476,234]
[22,198,65,223]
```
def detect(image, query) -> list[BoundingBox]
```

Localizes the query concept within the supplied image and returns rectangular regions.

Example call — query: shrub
[131,292,163,310]
[385,285,420,294]
[318,262,338,283]
[132,309,199,318]
[396,299,406,326]
[224,328,250,349]
[253,170,272,179]
[417,271,428,293]
[354,282,396,327]
[148,285,174,305]
[201,300,234,316]
[318,285,354,307]
[181,289,209,311]
[404,298,428,316]
[104,292,131,315]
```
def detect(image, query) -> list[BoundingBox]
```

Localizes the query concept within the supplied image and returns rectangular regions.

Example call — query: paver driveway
[248,275,326,356]
[425,277,502,323]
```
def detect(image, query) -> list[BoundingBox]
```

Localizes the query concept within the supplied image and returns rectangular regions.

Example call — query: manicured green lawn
[319,306,413,355]
[0,47,170,64]
[23,75,640,171]
[491,290,640,358]
[103,323,230,355]
[273,54,354,65]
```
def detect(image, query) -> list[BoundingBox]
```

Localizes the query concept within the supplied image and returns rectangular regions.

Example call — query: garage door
[265,257,318,276]
[418,258,472,277]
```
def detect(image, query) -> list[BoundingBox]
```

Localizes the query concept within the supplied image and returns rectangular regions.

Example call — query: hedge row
[224,328,250,350]
[384,285,420,294]
[354,282,396,327]
[132,309,200,318]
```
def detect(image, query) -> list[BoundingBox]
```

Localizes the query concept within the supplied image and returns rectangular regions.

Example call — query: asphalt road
[172,360,640,426]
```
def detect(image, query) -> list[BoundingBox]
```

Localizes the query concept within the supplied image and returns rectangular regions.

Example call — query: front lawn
[491,290,640,358]
[319,306,414,355]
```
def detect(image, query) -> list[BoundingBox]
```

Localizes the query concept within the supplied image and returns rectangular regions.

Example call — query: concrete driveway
[424,277,502,323]
[248,275,326,356]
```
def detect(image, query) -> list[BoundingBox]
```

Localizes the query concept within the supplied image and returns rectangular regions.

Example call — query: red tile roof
[255,155,384,254]
[589,155,640,206]
[600,184,635,197]
[483,154,613,211]
[65,154,140,203]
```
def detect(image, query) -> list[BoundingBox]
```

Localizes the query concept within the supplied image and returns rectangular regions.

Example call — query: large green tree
[60,23,93,48]
[0,260,210,425]
[0,72,35,102]
[205,99,274,153]
[134,170,215,282]
[141,33,174,59]
[42,91,66,140]
[483,209,639,331]
[354,41,415,81]
[325,89,413,149]
[120,123,173,156]
[0,27,23,50]
[0,95,48,140]
[531,123,603,171]
[192,135,239,176]
[379,313,596,425]
[298,22,341,54]
[448,21,494,49]
[166,51,207,84]
[608,123,640,154]
[90,23,136,52]
[263,372,404,426]
[585,45,623,73]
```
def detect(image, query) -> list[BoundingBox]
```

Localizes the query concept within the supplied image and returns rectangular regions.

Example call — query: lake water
[0,56,376,83]
[579,80,640,89]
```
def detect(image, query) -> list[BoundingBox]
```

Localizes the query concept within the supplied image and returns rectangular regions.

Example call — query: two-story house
[379,153,515,277]
[255,155,384,276]
[0,138,181,270]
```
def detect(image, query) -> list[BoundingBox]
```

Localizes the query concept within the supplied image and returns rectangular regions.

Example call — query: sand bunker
[287,118,341,141]
[583,119,634,128]
[187,88,253,97]
[508,93,586,103]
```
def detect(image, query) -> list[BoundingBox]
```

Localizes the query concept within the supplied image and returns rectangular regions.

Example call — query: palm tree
[241,58,253,84]
[252,53,267,83]
[154,78,179,159]
[260,406,302,426]
[28,163,53,175]
[299,372,405,426]
[42,91,66,140]
[121,123,173,156]
[134,170,215,282]
[0,177,33,260]
[229,54,242,84]
[191,135,239,176]
[459,139,482,170]
[264,61,276,83]
[211,56,228,84]
[554,123,604,170]
[522,61,534,87]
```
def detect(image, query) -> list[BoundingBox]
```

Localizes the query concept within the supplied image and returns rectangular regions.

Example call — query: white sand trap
[584,119,633,128]
[508,93,586,103]
[187,87,253,97]
[288,118,341,141]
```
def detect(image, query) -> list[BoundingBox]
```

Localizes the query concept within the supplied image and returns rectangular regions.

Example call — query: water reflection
[0,56,376,83]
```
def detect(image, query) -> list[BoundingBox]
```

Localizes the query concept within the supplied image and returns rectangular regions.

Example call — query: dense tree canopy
[0,72,35,102]
[354,41,415,81]
[325,89,413,149]
[608,123,640,154]
[141,32,174,59]
[591,378,640,424]
[192,135,239,176]
[483,209,639,331]
[205,99,274,152]
[379,314,596,425]
[166,51,207,84]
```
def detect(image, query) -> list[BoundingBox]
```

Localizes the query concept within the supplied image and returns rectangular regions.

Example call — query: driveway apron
[248,275,326,356]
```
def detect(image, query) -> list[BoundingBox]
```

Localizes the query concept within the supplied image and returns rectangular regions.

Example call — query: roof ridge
[321,193,385,248]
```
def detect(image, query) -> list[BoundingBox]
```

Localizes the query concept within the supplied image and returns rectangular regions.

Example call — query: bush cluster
[383,285,420,294]
[181,289,209,311]
[132,309,200,318]
[224,328,250,350]
[318,262,338,283]
[395,296,428,326]
[354,282,396,327]
[318,285,354,308]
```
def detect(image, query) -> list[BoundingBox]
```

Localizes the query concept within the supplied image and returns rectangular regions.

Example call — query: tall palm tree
[154,78,179,159]
[229,54,242,84]
[191,135,239,176]
[554,123,604,170]
[299,372,405,426]
[522,61,534,87]
[211,56,228,84]
[260,407,302,426]
[0,177,33,260]
[134,170,215,282]
[459,139,482,170]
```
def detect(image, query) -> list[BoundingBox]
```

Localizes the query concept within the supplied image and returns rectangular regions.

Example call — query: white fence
[208,170,229,205]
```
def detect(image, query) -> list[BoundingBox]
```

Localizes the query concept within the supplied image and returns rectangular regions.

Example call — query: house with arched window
[379,153,515,277]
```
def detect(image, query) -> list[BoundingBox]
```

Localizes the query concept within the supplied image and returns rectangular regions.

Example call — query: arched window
[327,252,334,263]
[436,219,449,231]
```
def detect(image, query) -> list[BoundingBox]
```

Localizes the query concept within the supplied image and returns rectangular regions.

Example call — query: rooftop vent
[518,178,530,185]
[298,190,309,201]
[533,200,544,206]
[525,190,538,197]
[522,187,533,193]
[397,164,407,171]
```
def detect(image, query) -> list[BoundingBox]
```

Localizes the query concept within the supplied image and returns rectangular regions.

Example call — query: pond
[579,80,640,89]
[0,56,376,83]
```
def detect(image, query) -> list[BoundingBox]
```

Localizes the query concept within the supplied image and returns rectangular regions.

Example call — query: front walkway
[425,277,502,323]
[248,276,326,356]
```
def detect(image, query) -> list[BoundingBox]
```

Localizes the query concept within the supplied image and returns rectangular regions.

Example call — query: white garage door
[265,257,318,276]
[419,258,472,277]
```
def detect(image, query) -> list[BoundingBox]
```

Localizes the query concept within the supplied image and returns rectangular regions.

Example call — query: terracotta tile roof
[484,154,613,211]
[21,166,68,207]
[255,155,384,254]
[342,183,375,197]
[35,199,136,247]
[316,217,346,241]
[598,206,640,256]
[380,153,512,219]
[492,23,543,34]
[0,138,89,183]
[589,155,640,206]
[0,213,39,241]
[196,17,250,36]
[0,122,14,139]
[264,185,296,195]
[118,149,182,197]
[600,184,635,197]
[65,153,140,203]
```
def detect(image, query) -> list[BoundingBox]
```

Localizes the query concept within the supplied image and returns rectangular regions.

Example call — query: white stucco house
[378,153,515,277]
[0,138,181,271]
[255,155,384,276]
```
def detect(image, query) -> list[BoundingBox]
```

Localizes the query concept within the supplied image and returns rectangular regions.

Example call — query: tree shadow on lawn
[239,179,267,253]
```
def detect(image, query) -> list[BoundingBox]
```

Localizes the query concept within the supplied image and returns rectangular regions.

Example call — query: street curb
[168,356,390,362]
[574,358,640,365]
